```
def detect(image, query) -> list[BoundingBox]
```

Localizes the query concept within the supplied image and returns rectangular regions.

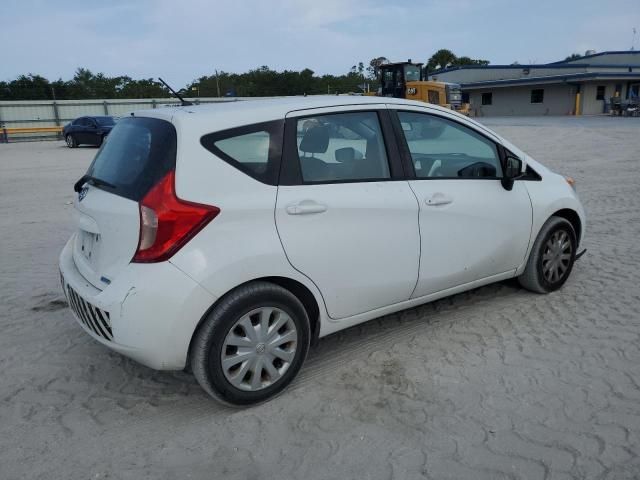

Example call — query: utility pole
[215,69,221,97]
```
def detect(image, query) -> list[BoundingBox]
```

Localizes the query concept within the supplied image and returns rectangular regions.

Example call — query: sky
[1,0,639,87]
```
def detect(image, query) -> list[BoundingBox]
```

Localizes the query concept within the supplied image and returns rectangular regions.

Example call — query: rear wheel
[518,216,577,293]
[191,281,310,406]
[65,134,77,148]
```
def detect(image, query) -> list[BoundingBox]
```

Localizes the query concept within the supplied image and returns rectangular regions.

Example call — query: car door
[392,108,532,298]
[85,117,100,145]
[275,106,420,320]
[75,117,92,144]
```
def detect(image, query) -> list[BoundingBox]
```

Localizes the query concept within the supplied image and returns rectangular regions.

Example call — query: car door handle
[286,201,328,215]
[425,193,453,206]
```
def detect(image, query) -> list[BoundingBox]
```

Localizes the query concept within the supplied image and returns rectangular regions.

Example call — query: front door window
[397,111,502,179]
[295,111,391,183]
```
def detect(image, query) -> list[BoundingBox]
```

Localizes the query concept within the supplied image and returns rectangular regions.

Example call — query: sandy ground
[1,116,639,479]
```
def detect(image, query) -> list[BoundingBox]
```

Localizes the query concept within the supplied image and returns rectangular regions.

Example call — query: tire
[191,281,310,406]
[518,216,577,293]
[65,134,77,148]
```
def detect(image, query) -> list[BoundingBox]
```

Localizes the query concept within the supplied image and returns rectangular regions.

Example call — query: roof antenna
[158,77,193,106]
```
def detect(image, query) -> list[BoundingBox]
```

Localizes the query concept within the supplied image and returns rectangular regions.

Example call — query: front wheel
[191,281,310,406]
[65,134,77,148]
[518,216,577,293]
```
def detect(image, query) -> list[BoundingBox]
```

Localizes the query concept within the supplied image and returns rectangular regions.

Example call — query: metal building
[429,51,640,116]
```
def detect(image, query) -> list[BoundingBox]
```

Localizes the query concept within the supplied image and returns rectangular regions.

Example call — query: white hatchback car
[59,96,585,405]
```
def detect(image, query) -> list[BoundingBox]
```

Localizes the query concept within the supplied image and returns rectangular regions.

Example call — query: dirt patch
[2,121,640,480]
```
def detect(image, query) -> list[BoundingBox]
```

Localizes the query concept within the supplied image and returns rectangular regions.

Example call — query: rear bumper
[59,236,217,370]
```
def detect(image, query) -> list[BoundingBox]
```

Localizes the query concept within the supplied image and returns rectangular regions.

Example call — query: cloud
[1,0,639,87]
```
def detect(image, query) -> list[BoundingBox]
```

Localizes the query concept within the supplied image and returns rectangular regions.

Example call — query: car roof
[131,95,487,139]
[135,95,450,123]
[75,115,112,120]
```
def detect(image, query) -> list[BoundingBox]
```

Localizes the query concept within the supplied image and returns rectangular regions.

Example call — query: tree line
[0,50,489,101]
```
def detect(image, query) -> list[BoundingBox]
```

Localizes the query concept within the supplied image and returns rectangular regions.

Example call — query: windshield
[404,65,421,82]
[95,116,116,126]
[86,117,176,201]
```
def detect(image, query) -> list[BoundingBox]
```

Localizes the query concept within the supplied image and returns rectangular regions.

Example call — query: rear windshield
[86,117,176,201]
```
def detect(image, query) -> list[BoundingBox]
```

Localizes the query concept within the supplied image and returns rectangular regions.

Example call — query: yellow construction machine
[376,60,470,115]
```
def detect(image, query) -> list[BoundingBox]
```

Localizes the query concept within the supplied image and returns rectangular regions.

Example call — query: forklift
[377,60,469,115]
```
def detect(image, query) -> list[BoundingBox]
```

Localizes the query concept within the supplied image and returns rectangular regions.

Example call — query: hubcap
[66,136,72,147]
[542,229,572,283]
[221,307,298,392]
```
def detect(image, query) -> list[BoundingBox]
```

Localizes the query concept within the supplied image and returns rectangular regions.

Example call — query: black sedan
[63,116,116,148]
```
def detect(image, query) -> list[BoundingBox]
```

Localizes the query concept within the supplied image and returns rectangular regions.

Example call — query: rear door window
[85,117,176,201]
[294,111,391,183]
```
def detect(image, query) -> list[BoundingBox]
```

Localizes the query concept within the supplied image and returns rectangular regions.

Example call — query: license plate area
[80,230,99,263]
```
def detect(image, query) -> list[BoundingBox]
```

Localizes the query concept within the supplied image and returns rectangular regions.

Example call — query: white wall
[468,84,577,116]
[580,82,621,115]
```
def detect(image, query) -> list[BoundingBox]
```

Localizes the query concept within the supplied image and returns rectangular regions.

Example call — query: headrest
[299,125,329,154]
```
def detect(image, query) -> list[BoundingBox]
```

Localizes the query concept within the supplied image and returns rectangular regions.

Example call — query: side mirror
[501,155,523,191]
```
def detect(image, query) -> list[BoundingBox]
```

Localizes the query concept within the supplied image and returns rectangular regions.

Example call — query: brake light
[132,171,220,263]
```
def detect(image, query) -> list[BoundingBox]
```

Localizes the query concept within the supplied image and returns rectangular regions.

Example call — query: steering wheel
[457,162,496,178]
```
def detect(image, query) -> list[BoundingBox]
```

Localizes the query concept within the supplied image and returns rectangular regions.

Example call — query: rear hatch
[72,116,176,289]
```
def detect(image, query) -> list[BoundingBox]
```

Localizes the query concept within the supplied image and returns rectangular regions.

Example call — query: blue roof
[430,51,640,75]
[549,50,640,64]
[462,72,640,89]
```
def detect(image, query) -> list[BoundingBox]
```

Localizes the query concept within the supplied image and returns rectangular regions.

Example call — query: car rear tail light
[132,171,220,263]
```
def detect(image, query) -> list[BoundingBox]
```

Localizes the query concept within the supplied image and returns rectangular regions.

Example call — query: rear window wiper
[74,174,116,193]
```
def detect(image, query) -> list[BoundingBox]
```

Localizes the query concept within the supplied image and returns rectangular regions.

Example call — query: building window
[531,89,544,103]
[481,92,493,105]
[596,85,606,100]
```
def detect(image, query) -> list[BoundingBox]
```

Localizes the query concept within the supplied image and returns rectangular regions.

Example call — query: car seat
[299,125,330,181]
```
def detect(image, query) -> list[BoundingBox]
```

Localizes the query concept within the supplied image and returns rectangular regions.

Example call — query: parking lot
[1,115,639,479]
